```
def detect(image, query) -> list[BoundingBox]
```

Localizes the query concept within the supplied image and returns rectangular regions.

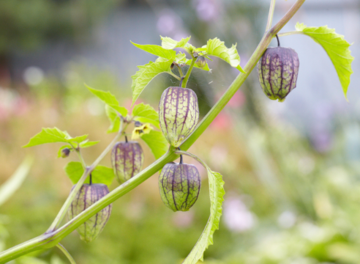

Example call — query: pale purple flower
[223,195,255,232]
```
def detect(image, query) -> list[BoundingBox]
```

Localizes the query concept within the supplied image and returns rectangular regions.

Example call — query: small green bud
[159,162,201,212]
[195,56,206,68]
[67,184,112,242]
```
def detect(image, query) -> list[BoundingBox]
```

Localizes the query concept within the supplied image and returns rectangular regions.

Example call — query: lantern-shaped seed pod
[159,87,199,147]
[68,184,112,243]
[159,162,201,212]
[111,141,144,183]
[257,47,299,102]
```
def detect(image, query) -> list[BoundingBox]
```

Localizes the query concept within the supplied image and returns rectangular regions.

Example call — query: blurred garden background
[0,0,359,263]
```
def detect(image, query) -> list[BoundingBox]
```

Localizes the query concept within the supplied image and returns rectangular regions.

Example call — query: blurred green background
[0,0,359,263]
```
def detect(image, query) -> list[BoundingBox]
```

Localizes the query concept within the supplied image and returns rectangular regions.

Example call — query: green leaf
[105,105,121,133]
[295,23,354,99]
[131,41,176,59]
[23,128,88,148]
[79,140,100,148]
[65,162,115,187]
[85,84,128,116]
[0,156,33,207]
[68,135,88,144]
[132,103,160,128]
[161,36,191,50]
[183,168,225,264]
[140,130,168,159]
[203,38,245,73]
[131,58,173,104]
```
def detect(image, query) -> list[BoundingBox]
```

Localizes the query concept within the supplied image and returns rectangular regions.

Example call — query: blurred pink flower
[210,112,232,130]
[223,195,255,232]
[172,211,194,228]
[193,0,220,22]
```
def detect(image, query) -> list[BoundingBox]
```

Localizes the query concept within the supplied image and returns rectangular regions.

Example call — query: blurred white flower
[23,66,44,86]
[223,194,255,232]
[278,211,296,229]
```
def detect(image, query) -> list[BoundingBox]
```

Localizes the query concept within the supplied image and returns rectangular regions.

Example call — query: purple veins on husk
[68,184,112,243]
[159,162,201,212]
[257,47,299,102]
[159,87,199,147]
[111,141,144,183]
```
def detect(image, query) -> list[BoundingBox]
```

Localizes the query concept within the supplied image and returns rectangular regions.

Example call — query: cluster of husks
[68,184,112,242]
[257,46,299,101]
[111,141,144,183]
[158,86,201,211]
[159,86,199,147]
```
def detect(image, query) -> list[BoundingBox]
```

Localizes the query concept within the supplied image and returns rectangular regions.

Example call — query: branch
[266,0,276,31]
[0,0,306,262]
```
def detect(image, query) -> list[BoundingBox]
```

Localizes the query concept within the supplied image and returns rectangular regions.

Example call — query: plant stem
[0,1,305,262]
[266,0,276,31]
[56,244,76,264]
[277,31,302,37]
[176,65,184,78]
[167,71,181,81]
[47,120,124,232]
[182,58,196,88]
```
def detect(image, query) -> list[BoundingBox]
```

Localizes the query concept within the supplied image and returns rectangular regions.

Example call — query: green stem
[175,150,208,170]
[277,31,303,37]
[56,244,76,264]
[176,65,184,78]
[182,58,196,88]
[47,119,124,232]
[0,0,305,262]
[266,0,276,31]
[167,71,181,81]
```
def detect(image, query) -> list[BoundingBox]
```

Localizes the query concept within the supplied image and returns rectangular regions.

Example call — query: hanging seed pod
[68,184,112,243]
[159,162,201,212]
[257,46,299,102]
[195,56,207,68]
[159,87,199,147]
[111,140,144,183]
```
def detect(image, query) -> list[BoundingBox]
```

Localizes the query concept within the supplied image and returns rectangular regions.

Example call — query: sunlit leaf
[161,36,191,50]
[295,23,354,99]
[203,38,245,73]
[140,130,168,159]
[131,58,173,104]
[105,105,121,133]
[23,128,88,148]
[131,41,176,59]
[183,168,225,264]
[65,162,115,187]
[85,84,128,116]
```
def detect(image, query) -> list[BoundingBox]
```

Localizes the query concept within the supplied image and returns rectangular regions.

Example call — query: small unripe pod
[257,47,299,102]
[159,87,199,147]
[68,184,112,242]
[195,56,206,68]
[61,148,70,158]
[111,141,144,183]
[159,162,201,212]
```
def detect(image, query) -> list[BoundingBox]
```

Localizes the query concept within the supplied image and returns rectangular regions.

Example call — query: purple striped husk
[67,184,112,242]
[111,141,144,183]
[159,162,201,212]
[257,47,299,102]
[159,87,199,147]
